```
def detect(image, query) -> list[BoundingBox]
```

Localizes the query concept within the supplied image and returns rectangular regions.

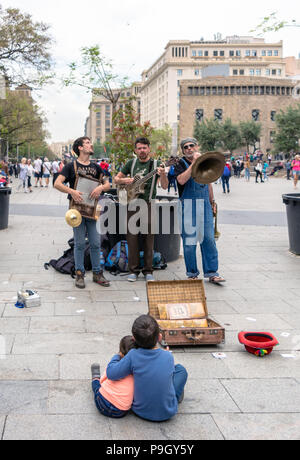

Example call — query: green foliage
[149,124,173,158]
[0,5,53,86]
[220,119,243,154]
[109,98,153,169]
[194,119,222,151]
[250,11,299,35]
[239,121,262,153]
[274,105,300,154]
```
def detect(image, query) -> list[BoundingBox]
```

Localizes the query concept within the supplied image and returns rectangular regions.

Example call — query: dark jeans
[221,176,230,192]
[256,171,263,182]
[127,202,154,276]
[92,380,128,418]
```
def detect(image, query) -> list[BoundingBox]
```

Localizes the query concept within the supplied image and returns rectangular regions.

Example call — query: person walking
[26,159,34,193]
[263,160,269,182]
[174,138,225,284]
[33,157,43,187]
[285,159,292,180]
[54,136,111,289]
[221,161,231,193]
[255,160,264,183]
[292,154,300,189]
[42,157,52,188]
[244,157,251,181]
[17,158,28,192]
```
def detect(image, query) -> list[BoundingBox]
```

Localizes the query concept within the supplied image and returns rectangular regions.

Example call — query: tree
[220,119,243,154]
[109,98,153,169]
[274,105,300,154]
[0,90,49,159]
[150,124,172,158]
[239,121,262,154]
[0,5,53,86]
[250,11,299,35]
[64,45,129,122]
[194,119,222,151]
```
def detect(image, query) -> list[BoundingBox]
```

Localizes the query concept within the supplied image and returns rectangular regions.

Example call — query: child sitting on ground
[91,335,136,418]
[106,314,188,422]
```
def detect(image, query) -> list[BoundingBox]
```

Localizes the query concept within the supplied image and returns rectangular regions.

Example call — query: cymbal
[65,209,82,228]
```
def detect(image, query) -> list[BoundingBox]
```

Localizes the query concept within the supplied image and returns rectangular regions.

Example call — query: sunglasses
[183,144,195,150]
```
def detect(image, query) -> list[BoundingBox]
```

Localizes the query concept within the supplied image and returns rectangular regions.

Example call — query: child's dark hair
[132,315,159,349]
[119,335,137,356]
[72,137,90,155]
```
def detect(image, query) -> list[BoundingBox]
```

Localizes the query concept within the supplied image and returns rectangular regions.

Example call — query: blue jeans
[92,380,128,418]
[73,217,101,273]
[173,364,188,402]
[221,176,230,192]
[245,168,250,181]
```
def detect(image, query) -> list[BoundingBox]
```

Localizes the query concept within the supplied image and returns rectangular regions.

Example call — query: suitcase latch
[210,330,218,335]
[184,330,205,341]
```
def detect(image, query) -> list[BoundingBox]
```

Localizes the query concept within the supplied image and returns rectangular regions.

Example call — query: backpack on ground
[105,240,129,275]
[139,251,167,270]
[44,238,92,277]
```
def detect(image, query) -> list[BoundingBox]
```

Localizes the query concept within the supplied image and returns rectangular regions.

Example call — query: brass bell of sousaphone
[65,209,82,228]
[191,151,225,184]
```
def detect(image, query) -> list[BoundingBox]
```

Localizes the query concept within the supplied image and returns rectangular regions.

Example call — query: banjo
[118,157,178,205]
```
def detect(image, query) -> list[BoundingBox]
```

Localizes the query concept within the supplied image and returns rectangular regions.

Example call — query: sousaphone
[191,151,225,184]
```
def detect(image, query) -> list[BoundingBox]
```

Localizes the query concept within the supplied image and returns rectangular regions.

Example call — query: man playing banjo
[55,137,111,289]
[114,137,168,282]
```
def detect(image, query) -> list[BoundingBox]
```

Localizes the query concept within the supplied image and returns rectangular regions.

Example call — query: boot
[93,271,110,287]
[75,270,85,289]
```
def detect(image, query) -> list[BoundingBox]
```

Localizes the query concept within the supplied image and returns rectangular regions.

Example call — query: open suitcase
[146,280,225,347]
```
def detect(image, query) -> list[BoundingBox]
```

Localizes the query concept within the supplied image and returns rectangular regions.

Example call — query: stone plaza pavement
[0,175,300,440]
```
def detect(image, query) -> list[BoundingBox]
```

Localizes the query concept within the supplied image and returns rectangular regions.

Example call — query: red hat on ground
[238,332,279,357]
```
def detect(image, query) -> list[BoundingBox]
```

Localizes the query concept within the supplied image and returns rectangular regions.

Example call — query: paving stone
[226,299,298,315]
[0,334,15,356]
[48,380,94,414]
[0,355,58,380]
[213,413,300,440]
[55,302,116,317]
[90,290,139,302]
[175,354,235,379]
[221,378,300,412]
[85,315,137,337]
[113,301,148,316]
[234,288,299,302]
[0,381,49,415]
[278,314,300,329]
[59,352,116,380]
[3,302,55,318]
[3,414,112,440]
[0,318,29,334]
[211,314,293,331]
[29,316,86,334]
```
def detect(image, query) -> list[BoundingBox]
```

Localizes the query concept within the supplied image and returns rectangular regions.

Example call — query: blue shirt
[106,348,178,421]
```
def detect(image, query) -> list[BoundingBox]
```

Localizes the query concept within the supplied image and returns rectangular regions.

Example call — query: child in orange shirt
[91,336,136,418]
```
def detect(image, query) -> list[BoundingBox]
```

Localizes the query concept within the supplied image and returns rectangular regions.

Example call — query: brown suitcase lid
[147,280,208,320]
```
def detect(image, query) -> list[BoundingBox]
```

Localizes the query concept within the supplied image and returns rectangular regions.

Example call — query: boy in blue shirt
[106,315,188,422]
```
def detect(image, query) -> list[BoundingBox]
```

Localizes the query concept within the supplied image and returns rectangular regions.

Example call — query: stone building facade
[179,76,300,153]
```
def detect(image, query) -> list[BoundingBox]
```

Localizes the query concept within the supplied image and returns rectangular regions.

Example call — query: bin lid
[0,187,11,195]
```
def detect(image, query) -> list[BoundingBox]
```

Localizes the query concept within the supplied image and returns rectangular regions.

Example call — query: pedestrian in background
[285,159,292,181]
[255,160,264,183]
[244,157,251,181]
[27,159,34,193]
[221,161,231,193]
[263,161,269,182]
[17,158,28,192]
[292,154,300,189]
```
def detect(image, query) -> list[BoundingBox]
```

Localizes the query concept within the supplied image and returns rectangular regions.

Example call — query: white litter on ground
[212,352,227,360]
[246,317,257,322]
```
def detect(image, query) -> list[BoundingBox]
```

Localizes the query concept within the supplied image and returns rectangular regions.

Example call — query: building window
[242,86,247,94]
[97,137,101,143]
[236,86,241,95]
[200,86,205,95]
[271,111,276,121]
[213,51,218,57]
[188,86,193,96]
[96,112,101,118]
[266,86,270,94]
[287,87,290,95]
[214,109,223,121]
[194,87,199,96]
[236,50,241,56]
[268,50,273,56]
[233,69,238,75]
[260,86,265,95]
[245,50,250,56]
[248,86,253,95]
[239,69,245,75]
[249,69,255,76]
[224,86,229,95]
[218,86,223,95]
[96,120,101,127]
[262,50,266,56]
[252,109,260,121]
[277,69,282,76]
[220,51,225,56]
[230,86,235,95]
[229,50,234,57]
[206,87,211,95]
[195,109,204,122]
[272,69,276,75]
[254,86,259,95]
[198,50,203,56]
[266,69,270,76]
[274,50,279,56]
[177,69,183,76]
[192,50,196,57]
[270,131,275,143]
[252,50,257,57]
[204,51,209,57]
[194,69,200,76]
[256,69,261,76]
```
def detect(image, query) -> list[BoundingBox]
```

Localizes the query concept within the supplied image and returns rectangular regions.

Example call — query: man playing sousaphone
[55,137,111,289]
[114,137,168,282]
[174,138,225,284]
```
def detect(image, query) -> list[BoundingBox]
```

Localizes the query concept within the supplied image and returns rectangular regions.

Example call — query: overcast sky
[2,0,300,143]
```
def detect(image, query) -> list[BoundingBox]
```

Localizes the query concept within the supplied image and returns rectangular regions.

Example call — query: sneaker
[145,274,155,282]
[93,271,110,287]
[75,270,85,289]
[91,363,101,380]
[127,273,138,282]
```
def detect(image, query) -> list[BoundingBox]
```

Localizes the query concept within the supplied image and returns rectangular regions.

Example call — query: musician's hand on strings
[71,189,83,203]
[122,177,135,185]
[89,185,103,200]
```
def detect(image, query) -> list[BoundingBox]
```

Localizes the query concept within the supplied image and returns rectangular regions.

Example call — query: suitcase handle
[185,331,204,341]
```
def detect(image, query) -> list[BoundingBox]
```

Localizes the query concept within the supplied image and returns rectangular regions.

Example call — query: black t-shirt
[60,160,104,200]
[174,157,192,198]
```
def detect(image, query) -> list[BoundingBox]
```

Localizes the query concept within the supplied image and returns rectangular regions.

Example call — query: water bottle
[100,251,105,271]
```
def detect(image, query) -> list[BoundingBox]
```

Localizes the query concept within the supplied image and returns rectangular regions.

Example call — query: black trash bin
[0,187,11,230]
[282,193,300,255]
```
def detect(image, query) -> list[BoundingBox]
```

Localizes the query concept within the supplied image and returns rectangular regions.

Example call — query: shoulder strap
[131,158,137,177]
[149,159,158,201]
[73,160,77,176]
[181,158,190,170]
